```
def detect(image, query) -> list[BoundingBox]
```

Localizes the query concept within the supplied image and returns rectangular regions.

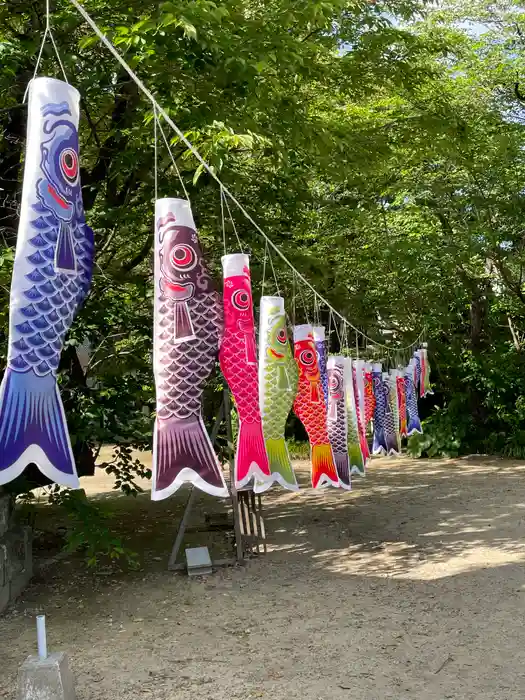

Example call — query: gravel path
[2,455,525,699]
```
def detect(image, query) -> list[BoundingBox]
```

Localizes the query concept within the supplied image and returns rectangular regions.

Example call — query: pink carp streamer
[353,359,370,465]
[397,371,408,438]
[220,254,271,489]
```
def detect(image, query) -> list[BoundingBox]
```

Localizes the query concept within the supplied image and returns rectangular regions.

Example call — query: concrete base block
[1,526,33,615]
[0,495,11,538]
[18,652,76,700]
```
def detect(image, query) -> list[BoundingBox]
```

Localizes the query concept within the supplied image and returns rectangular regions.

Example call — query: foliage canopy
[3,0,525,484]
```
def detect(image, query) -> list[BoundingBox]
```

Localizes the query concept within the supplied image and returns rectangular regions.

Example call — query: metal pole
[36,615,47,660]
[167,403,226,570]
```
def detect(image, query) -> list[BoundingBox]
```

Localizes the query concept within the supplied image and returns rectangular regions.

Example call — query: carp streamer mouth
[47,183,71,210]
[269,348,285,359]
[237,318,254,332]
[164,280,195,300]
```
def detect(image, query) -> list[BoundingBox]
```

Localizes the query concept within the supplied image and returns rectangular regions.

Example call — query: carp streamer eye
[232,289,250,310]
[170,244,197,271]
[60,148,79,183]
[277,328,287,345]
[300,349,315,366]
[329,374,341,391]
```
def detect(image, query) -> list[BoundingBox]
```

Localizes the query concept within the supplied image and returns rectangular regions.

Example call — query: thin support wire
[292,273,296,327]
[220,187,227,256]
[297,277,310,325]
[223,191,243,252]
[68,0,424,352]
[24,0,68,102]
[261,239,268,294]
[156,115,191,202]
[341,320,347,352]
[314,296,320,327]
[269,249,280,296]
[333,314,342,350]
[153,104,158,203]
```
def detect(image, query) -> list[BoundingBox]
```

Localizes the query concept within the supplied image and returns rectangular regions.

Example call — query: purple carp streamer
[384,371,400,456]
[313,326,329,408]
[152,198,228,499]
[405,363,423,436]
[0,77,94,487]
[372,364,388,456]
[326,356,351,489]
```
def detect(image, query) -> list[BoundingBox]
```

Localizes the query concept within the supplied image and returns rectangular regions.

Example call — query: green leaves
[4,0,525,497]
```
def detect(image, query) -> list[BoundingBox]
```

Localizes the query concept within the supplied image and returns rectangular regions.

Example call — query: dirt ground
[2,455,525,699]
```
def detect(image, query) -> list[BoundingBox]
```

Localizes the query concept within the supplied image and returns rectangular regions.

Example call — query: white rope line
[222,190,243,253]
[297,275,310,325]
[314,295,320,327]
[24,0,68,102]
[153,104,158,203]
[261,239,268,292]
[47,30,69,84]
[68,0,424,352]
[332,311,342,348]
[220,187,227,256]
[292,273,296,326]
[268,246,281,296]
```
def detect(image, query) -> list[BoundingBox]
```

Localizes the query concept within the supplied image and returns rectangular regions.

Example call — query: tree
[4,0,525,489]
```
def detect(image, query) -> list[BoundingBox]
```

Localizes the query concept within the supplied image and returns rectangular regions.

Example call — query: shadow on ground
[2,456,525,700]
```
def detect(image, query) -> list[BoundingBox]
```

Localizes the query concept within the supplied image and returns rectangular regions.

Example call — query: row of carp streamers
[0,77,431,499]
[153,200,432,499]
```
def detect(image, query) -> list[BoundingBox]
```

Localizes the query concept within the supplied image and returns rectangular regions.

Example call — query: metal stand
[167,387,267,572]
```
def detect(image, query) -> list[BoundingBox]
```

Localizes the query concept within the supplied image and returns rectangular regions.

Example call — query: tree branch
[82,78,140,211]
[120,233,153,273]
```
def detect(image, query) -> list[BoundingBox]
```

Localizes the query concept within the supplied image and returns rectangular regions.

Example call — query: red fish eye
[329,374,341,391]
[60,148,78,182]
[232,289,250,310]
[277,328,287,344]
[300,349,315,366]
[170,244,196,270]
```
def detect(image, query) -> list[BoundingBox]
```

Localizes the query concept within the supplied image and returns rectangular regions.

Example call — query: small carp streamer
[293,324,338,488]
[364,362,375,428]
[385,370,401,456]
[256,296,299,492]
[313,326,329,407]
[405,362,423,435]
[413,350,422,396]
[220,254,271,489]
[0,77,94,487]
[372,363,388,456]
[353,359,370,465]
[396,370,408,438]
[344,358,365,475]
[420,344,433,396]
[152,198,228,499]
[326,356,351,489]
